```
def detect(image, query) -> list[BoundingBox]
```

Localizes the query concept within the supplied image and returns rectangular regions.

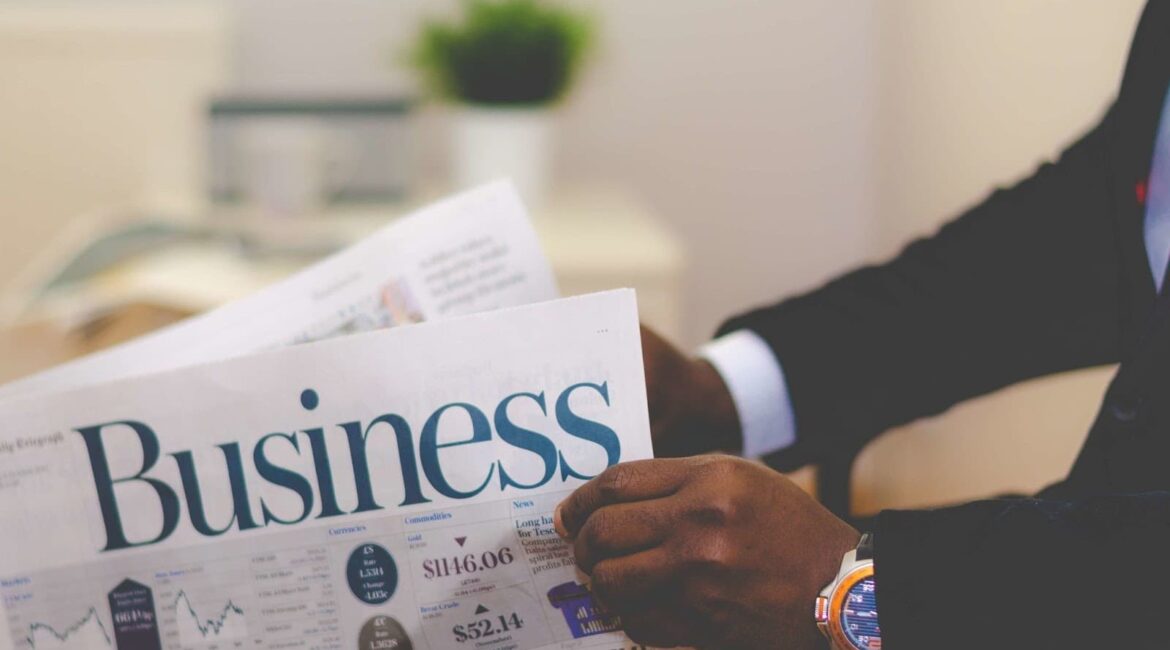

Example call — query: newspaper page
[0,181,558,404]
[0,290,654,650]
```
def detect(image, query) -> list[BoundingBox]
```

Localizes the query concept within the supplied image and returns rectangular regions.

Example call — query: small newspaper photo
[0,290,654,650]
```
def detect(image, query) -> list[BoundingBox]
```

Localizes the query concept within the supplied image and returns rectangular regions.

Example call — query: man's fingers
[589,548,679,615]
[556,459,689,538]
[590,550,716,649]
[640,325,670,415]
[620,605,701,649]
[573,499,672,574]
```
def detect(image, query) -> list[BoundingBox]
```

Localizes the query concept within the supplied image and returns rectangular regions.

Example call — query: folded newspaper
[0,185,658,650]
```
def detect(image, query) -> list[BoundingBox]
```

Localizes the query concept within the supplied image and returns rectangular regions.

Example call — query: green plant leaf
[410,0,595,106]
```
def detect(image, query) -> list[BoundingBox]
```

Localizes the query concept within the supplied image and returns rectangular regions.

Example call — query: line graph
[25,606,112,649]
[171,589,247,645]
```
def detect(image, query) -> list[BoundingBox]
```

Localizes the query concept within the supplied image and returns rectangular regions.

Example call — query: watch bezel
[825,562,876,650]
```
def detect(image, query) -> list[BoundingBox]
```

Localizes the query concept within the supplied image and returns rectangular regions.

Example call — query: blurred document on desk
[0,181,558,403]
[0,290,653,650]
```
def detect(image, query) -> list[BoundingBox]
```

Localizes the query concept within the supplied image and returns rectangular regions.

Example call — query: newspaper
[0,290,653,650]
[0,181,558,404]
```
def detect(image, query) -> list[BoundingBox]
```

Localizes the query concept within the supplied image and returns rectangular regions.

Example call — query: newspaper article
[0,181,558,404]
[0,290,653,650]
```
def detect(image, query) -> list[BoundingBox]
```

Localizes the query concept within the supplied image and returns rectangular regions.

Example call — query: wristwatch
[815,533,881,649]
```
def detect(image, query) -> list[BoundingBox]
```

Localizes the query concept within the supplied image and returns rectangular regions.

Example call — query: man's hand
[641,326,741,456]
[555,455,860,649]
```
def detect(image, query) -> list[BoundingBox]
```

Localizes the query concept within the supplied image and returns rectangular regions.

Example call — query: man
[554,2,1170,648]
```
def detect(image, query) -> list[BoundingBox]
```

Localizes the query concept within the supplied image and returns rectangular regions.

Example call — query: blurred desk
[2,187,686,381]
[0,303,191,384]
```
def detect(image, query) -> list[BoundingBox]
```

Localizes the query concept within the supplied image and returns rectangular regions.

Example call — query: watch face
[840,575,880,649]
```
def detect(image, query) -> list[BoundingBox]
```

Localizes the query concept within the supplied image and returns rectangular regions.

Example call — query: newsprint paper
[0,180,558,404]
[0,289,655,650]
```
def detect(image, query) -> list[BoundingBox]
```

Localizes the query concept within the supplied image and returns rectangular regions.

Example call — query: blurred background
[0,0,1148,514]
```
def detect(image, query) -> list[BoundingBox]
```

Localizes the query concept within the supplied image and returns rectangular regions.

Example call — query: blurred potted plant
[412,0,594,206]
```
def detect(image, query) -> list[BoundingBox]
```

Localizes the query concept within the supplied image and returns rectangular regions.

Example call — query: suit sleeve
[717,105,1130,469]
[875,493,1170,647]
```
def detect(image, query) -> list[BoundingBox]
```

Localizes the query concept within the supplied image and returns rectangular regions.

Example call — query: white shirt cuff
[699,330,797,458]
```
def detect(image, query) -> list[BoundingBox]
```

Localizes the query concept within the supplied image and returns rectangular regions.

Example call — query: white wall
[556,1,879,345]
[0,3,228,294]
[228,0,881,347]
[874,0,1145,256]
[231,0,425,96]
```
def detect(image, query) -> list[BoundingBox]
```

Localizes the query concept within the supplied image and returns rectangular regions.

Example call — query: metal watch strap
[856,532,873,562]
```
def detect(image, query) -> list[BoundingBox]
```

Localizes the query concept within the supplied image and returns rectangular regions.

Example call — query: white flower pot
[453,106,553,208]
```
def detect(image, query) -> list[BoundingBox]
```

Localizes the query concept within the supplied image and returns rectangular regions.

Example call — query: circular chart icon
[359,615,412,650]
[347,543,399,605]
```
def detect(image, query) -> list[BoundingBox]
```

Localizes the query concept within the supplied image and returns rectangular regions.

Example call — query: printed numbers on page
[451,611,525,643]
[422,547,515,580]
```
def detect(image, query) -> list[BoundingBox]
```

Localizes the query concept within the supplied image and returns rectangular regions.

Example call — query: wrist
[698,330,796,458]
[688,358,743,452]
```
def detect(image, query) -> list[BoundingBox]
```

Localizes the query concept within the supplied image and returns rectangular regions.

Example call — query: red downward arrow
[455,536,467,547]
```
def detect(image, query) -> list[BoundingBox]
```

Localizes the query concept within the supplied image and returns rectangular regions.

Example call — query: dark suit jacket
[719,2,1170,647]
